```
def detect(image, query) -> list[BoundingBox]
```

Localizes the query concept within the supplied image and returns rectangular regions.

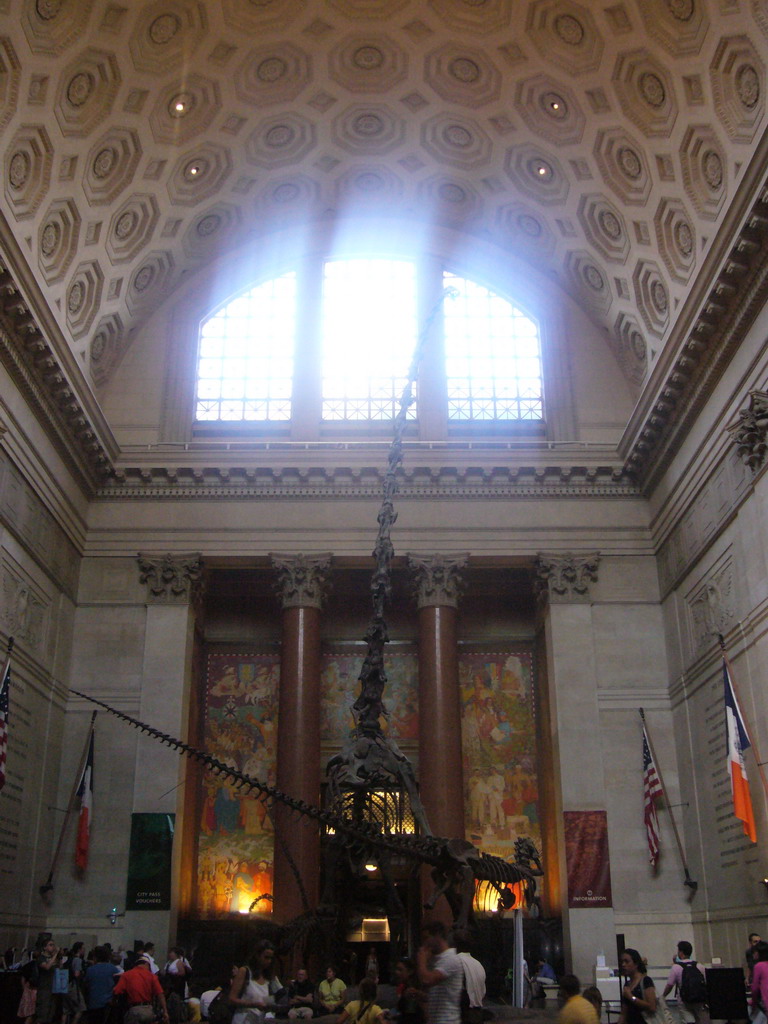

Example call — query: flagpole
[39,710,96,897]
[639,708,698,891]
[718,635,768,804]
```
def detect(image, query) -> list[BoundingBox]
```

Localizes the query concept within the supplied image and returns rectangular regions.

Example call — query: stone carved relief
[1,561,48,653]
[534,551,600,602]
[137,551,203,603]
[271,552,333,609]
[0,453,79,596]
[687,559,734,652]
[406,552,468,609]
[727,389,768,472]
[657,450,750,596]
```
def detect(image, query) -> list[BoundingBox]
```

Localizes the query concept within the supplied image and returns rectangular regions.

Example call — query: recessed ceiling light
[169,93,193,118]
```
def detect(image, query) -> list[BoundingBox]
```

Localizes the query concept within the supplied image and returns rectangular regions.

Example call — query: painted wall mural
[460,647,540,870]
[196,652,279,917]
[193,644,537,917]
[320,645,419,747]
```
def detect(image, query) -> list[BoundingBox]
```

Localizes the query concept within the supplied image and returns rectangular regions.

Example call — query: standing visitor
[750,942,768,1019]
[661,941,708,1024]
[112,955,169,1024]
[36,937,64,1024]
[84,946,120,1024]
[618,949,656,1024]
[747,934,763,985]
[417,923,463,1024]
[164,947,192,1000]
[393,957,426,1024]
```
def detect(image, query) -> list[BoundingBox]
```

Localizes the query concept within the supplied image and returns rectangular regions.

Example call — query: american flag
[643,724,663,867]
[0,641,11,792]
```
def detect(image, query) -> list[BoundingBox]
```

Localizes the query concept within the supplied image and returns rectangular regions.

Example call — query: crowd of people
[5,937,191,1024]
[4,926,761,1024]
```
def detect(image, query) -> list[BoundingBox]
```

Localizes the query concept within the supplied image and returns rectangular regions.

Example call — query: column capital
[727,389,768,472]
[407,553,469,609]
[535,551,600,604]
[137,552,203,604]
[271,552,332,609]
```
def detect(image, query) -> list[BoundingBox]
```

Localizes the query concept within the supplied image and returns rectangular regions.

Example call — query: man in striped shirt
[417,923,463,1024]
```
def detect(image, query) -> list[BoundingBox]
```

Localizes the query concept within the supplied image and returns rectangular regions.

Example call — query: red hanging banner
[564,810,613,908]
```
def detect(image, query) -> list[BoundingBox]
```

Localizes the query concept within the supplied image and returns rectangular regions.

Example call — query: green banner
[125,813,175,911]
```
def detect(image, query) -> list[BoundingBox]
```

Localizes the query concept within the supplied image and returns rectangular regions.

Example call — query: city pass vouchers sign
[564,810,613,908]
[126,813,175,911]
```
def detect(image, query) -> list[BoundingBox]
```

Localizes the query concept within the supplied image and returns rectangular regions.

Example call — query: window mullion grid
[414,255,447,442]
[291,255,323,440]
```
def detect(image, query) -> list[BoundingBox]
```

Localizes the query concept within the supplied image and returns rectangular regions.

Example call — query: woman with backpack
[336,977,387,1024]
[165,946,193,1000]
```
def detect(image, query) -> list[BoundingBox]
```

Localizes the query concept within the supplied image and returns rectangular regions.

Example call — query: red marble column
[271,553,332,923]
[409,554,468,925]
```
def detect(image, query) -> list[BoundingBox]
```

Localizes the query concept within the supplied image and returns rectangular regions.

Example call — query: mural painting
[196,652,280,917]
[320,645,419,747]
[460,648,540,875]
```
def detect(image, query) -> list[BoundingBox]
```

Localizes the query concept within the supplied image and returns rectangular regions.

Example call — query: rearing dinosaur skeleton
[70,687,540,930]
[72,285,542,933]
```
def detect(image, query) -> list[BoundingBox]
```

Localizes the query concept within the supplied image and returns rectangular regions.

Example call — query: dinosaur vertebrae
[71,689,534,891]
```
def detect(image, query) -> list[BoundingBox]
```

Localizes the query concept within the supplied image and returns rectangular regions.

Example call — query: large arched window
[194,258,543,435]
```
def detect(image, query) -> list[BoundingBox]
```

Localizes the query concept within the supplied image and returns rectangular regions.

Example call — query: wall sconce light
[107,907,125,926]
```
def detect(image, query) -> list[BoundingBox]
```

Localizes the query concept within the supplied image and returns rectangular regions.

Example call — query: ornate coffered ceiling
[0,0,767,487]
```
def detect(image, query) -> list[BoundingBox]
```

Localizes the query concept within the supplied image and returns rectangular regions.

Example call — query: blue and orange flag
[724,658,757,843]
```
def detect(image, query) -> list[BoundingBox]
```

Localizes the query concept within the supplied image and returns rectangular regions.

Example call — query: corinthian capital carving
[727,389,768,472]
[407,553,469,609]
[535,552,600,604]
[137,552,203,604]
[271,552,333,609]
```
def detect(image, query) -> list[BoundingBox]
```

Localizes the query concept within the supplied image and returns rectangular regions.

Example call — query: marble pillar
[535,552,616,980]
[271,552,332,923]
[408,553,468,923]
[132,552,202,945]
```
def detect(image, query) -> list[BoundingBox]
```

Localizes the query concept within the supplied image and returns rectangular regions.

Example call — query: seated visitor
[318,967,346,1014]
[287,968,315,1019]
[336,978,386,1024]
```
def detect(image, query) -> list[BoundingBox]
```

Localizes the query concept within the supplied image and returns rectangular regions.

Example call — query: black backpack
[679,962,707,1004]
[207,990,233,1024]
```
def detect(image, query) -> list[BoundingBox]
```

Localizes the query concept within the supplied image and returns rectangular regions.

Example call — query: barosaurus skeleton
[71,687,537,925]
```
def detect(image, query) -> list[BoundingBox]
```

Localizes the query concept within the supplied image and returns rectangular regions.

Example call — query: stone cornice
[95,461,641,499]
[621,163,768,492]
[0,243,118,492]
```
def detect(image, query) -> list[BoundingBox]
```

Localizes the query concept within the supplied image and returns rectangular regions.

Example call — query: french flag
[724,659,756,843]
[75,726,94,870]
